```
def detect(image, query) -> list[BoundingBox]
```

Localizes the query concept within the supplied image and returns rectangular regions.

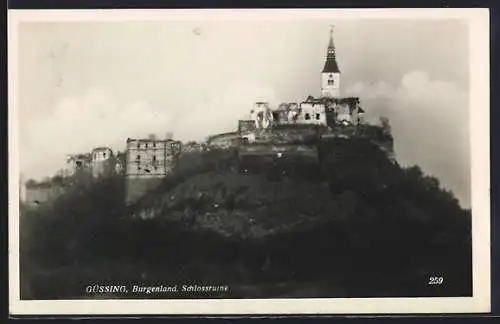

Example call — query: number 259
[428,276,444,285]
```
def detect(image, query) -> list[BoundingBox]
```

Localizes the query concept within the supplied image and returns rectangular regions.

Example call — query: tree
[379,117,391,134]
[25,179,37,187]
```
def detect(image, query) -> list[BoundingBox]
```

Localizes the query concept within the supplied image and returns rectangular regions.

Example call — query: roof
[322,58,340,74]
[322,27,340,73]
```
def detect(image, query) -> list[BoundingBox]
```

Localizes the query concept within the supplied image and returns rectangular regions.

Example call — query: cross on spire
[322,25,340,73]
[328,25,335,51]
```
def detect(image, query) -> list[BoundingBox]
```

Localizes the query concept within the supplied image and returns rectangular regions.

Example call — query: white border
[8,8,491,315]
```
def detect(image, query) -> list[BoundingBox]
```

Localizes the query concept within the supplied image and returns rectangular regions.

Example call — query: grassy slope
[20,137,472,299]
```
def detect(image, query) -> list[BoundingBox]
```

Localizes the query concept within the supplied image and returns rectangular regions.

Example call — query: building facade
[298,101,327,125]
[321,26,341,98]
[325,97,365,126]
[125,137,182,205]
[240,26,364,130]
[114,151,126,174]
[126,138,182,178]
[66,153,92,177]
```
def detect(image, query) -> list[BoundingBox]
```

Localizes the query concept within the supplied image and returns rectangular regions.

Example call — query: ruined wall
[207,132,239,149]
[124,138,182,206]
[238,120,256,134]
[91,147,114,178]
[249,125,322,145]
[298,102,327,125]
[238,125,320,171]
[24,185,66,206]
[66,154,92,177]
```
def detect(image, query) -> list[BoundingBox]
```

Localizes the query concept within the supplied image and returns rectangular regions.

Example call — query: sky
[15,18,471,207]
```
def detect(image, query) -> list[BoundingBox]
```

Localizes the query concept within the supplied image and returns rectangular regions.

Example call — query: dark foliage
[20,137,471,299]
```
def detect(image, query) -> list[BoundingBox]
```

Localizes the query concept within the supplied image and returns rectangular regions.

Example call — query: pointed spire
[328,25,335,49]
[322,25,340,73]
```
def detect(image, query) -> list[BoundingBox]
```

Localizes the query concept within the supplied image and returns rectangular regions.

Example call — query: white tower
[321,26,341,98]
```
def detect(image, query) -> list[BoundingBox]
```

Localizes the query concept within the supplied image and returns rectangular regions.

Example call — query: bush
[20,137,472,299]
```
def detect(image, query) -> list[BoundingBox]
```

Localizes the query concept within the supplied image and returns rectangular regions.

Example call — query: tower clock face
[323,73,339,90]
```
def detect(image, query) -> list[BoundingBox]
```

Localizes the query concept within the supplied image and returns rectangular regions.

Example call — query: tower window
[316,113,321,120]
[305,113,311,120]
[328,79,334,85]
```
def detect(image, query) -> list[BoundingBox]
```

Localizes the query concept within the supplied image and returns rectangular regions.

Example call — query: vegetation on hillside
[20,136,471,299]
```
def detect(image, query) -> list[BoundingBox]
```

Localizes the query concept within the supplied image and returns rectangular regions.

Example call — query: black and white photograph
[9,9,490,315]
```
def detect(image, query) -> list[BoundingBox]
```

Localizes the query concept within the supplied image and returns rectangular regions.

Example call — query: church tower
[321,26,341,98]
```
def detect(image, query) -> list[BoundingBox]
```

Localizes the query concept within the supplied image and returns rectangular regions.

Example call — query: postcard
[8,8,490,315]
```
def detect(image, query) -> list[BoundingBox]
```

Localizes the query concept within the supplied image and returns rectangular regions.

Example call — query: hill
[19,136,471,299]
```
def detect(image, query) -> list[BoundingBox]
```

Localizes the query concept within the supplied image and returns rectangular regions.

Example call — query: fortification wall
[24,186,66,206]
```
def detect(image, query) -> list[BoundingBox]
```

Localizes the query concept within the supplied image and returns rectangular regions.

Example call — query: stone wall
[207,132,239,149]
[92,160,115,178]
[124,138,181,206]
[247,125,322,145]
[24,185,66,206]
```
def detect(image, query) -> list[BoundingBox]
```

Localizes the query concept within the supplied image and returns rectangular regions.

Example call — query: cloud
[346,70,470,207]
[173,81,281,141]
[347,81,393,99]
[20,88,172,180]
[20,71,471,209]
[20,82,280,179]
